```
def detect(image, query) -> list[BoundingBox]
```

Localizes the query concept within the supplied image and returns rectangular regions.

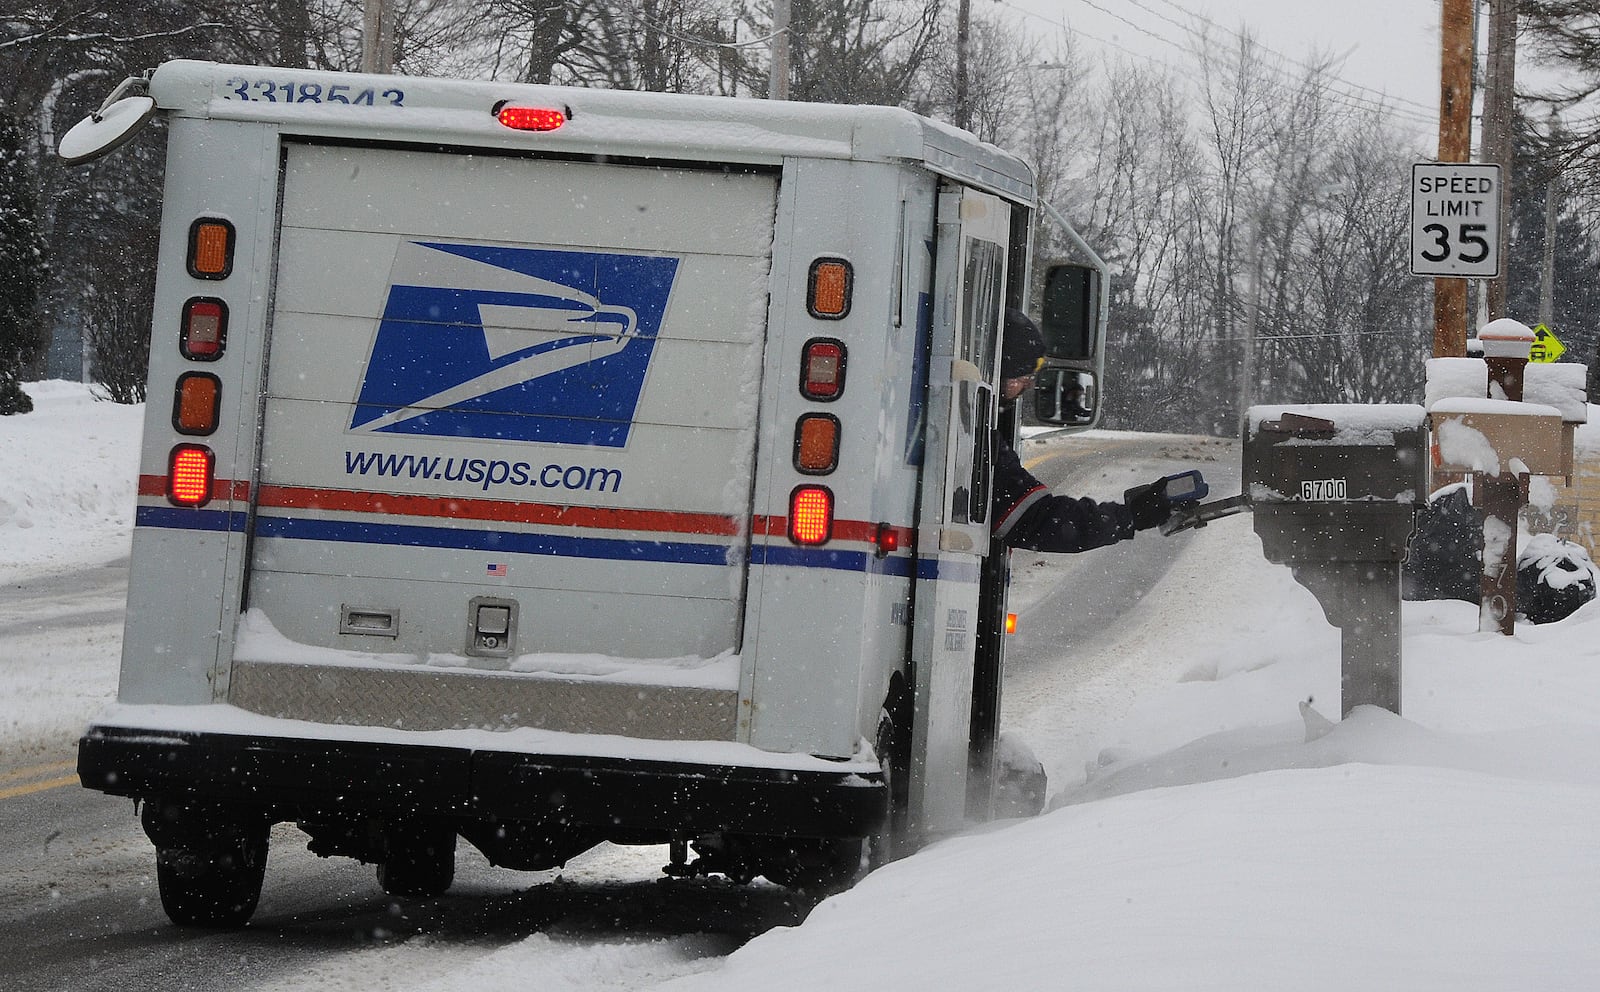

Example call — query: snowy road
[0,429,1239,992]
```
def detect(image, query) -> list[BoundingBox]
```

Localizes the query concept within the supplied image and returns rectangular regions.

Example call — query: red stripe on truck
[255,484,744,536]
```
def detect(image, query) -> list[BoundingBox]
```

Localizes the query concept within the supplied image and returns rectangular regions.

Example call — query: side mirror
[1039,263,1099,361]
[1033,368,1097,426]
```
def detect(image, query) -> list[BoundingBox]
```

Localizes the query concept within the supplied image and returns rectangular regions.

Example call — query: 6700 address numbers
[1299,478,1348,501]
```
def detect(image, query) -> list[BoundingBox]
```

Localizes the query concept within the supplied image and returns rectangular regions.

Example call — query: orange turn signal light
[187,218,235,279]
[794,414,840,474]
[173,373,220,435]
[807,258,852,319]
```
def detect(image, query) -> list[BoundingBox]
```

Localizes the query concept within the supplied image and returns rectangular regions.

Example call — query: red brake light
[801,339,846,400]
[789,486,833,545]
[181,298,227,360]
[497,105,567,131]
[168,445,214,507]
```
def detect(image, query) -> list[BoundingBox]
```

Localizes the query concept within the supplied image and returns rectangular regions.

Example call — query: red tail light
[181,298,227,360]
[168,445,214,507]
[800,338,846,400]
[788,486,833,545]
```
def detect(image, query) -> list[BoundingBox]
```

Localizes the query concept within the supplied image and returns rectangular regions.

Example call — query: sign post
[1411,162,1503,279]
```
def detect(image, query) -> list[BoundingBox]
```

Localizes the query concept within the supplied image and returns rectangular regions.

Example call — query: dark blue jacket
[991,441,1134,553]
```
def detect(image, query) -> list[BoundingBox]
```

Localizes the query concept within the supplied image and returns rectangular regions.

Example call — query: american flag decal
[486,563,507,577]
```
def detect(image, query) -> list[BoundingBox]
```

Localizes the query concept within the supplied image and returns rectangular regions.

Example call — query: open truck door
[906,184,1010,839]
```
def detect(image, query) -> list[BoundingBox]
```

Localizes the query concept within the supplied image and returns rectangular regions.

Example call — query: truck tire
[760,836,863,894]
[376,823,456,898]
[154,827,269,928]
[867,707,909,870]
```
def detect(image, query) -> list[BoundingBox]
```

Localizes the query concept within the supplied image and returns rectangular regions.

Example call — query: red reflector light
[168,445,214,507]
[181,298,227,360]
[497,105,567,131]
[874,522,901,557]
[187,218,234,279]
[173,373,221,435]
[789,486,833,545]
[801,338,846,400]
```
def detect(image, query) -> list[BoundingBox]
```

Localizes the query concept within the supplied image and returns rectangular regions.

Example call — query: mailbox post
[1245,404,1428,717]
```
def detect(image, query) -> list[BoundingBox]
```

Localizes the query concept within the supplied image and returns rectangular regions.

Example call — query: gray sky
[1004,0,1443,141]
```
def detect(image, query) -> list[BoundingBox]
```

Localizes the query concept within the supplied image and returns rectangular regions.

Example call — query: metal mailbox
[1243,404,1428,717]
[1245,406,1428,562]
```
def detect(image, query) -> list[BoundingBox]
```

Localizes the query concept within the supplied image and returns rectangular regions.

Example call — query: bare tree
[914,8,1037,142]
[771,0,943,107]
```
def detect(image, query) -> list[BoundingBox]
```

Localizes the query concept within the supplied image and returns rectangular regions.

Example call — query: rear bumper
[78,724,885,840]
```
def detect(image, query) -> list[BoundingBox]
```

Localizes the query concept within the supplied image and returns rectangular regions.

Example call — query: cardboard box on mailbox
[1428,400,1570,478]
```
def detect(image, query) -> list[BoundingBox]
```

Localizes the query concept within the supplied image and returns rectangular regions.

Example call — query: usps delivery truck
[61,60,1106,926]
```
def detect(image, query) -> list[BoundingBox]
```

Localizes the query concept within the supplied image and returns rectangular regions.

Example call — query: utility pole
[769,0,791,100]
[1540,113,1560,326]
[1482,0,1519,322]
[362,0,393,74]
[1436,0,1475,358]
[955,0,972,130]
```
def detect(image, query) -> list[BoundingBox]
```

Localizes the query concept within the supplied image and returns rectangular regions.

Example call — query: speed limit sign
[1410,162,1502,278]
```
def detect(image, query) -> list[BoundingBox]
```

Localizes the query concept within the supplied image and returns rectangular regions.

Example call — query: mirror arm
[1040,200,1110,365]
[94,73,152,120]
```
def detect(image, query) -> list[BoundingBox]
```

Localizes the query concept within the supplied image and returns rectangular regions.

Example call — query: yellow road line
[0,773,80,801]
[0,760,75,784]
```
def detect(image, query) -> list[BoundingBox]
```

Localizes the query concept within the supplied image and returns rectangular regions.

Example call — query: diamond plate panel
[228,661,737,740]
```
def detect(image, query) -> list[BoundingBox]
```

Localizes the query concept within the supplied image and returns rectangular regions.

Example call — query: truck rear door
[235,143,777,734]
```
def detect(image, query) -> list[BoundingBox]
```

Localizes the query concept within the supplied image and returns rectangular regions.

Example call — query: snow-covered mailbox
[1424,322,1587,634]
[1426,359,1582,480]
[1244,404,1428,716]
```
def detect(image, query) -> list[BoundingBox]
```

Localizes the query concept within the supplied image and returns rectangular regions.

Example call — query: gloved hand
[1122,479,1173,531]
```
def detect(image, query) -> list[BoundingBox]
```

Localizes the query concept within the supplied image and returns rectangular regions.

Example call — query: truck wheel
[867,710,909,870]
[154,826,269,928]
[376,823,456,898]
[761,836,863,894]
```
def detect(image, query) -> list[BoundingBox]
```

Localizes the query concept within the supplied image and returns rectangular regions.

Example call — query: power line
[998,0,1435,129]
[1126,0,1437,127]
[1143,0,1438,116]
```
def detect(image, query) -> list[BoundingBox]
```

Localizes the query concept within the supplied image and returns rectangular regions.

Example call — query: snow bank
[0,381,141,581]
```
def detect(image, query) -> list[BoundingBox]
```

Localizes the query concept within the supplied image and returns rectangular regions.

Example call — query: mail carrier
[61,60,1106,926]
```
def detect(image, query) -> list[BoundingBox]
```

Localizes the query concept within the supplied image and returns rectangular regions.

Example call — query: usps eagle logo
[350,241,679,447]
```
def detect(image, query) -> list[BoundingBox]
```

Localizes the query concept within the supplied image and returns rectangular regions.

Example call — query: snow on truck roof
[148,60,1036,202]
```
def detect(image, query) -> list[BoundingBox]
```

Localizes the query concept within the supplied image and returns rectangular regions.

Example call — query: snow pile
[1246,403,1426,444]
[0,381,141,581]
[1424,356,1489,407]
[8,384,1600,990]
[1524,362,1589,423]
